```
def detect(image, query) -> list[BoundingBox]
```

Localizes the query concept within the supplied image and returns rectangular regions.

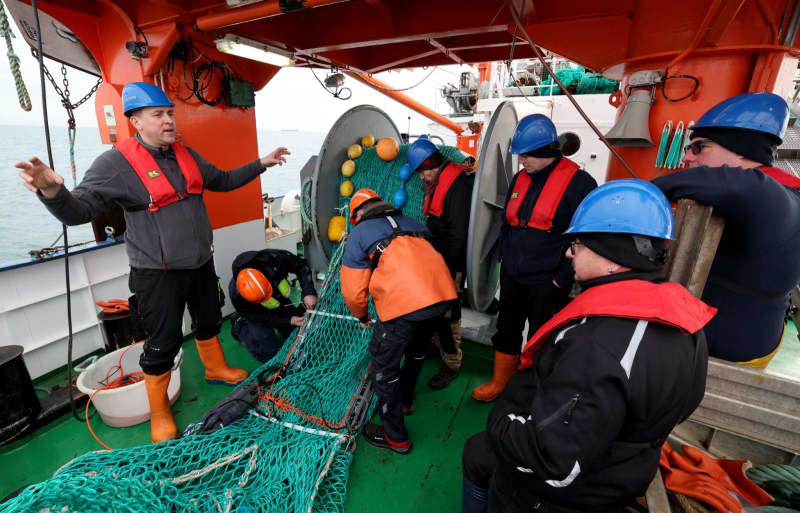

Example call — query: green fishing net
[0,141,466,513]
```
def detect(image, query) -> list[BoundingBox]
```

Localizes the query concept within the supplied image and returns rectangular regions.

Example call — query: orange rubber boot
[196,336,249,385]
[471,351,519,402]
[144,371,179,443]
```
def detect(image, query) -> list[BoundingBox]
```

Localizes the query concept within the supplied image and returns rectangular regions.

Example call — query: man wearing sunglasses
[653,92,800,368]
[472,114,597,402]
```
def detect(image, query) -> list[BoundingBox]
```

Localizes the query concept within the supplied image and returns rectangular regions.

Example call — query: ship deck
[0,316,495,511]
[2,317,798,510]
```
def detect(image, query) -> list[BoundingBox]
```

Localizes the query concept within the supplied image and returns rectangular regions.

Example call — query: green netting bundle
[536,66,619,96]
[0,141,466,513]
[575,72,619,95]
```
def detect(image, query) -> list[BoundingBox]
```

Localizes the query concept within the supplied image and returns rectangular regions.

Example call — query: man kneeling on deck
[341,189,457,454]
[229,249,318,362]
[461,180,714,513]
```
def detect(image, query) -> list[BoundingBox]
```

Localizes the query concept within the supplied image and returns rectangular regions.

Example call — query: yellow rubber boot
[144,371,179,443]
[196,336,249,385]
[471,351,519,403]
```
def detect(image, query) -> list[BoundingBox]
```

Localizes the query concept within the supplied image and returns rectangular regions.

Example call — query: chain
[32,48,102,185]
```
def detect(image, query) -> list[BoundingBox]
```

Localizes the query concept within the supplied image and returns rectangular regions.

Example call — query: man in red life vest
[15,82,290,443]
[472,114,597,403]
[407,138,474,390]
[461,179,713,513]
[653,93,800,368]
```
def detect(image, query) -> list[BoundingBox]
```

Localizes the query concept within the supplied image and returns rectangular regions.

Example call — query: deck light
[215,35,294,67]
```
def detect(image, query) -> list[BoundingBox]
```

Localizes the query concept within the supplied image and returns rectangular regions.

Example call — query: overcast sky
[0,19,472,134]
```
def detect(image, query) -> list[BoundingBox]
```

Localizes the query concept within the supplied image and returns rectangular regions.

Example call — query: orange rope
[258,365,372,431]
[84,342,146,450]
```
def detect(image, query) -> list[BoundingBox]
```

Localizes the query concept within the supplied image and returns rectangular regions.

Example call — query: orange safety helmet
[236,268,273,303]
[349,188,380,225]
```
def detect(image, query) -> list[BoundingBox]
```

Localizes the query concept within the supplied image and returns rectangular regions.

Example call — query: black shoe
[428,364,459,390]
[362,423,412,454]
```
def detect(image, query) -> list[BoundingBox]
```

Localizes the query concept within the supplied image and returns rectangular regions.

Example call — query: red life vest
[505,157,579,230]
[758,166,800,189]
[423,162,468,217]
[116,137,203,212]
[519,280,717,370]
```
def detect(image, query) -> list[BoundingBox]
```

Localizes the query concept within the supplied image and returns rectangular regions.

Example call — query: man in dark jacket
[15,82,289,443]
[462,180,714,513]
[472,114,597,403]
[229,249,318,362]
[407,138,473,390]
[653,92,800,367]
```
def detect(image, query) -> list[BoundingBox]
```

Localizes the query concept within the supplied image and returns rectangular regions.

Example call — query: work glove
[660,446,743,513]
[96,299,130,313]
[667,444,772,505]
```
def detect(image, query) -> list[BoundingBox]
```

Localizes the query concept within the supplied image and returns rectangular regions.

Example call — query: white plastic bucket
[76,343,182,427]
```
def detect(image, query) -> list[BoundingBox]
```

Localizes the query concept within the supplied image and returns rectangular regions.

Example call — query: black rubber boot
[362,423,412,454]
[428,364,459,390]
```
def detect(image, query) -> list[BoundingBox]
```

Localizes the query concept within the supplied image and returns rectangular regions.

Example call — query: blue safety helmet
[122,82,174,117]
[693,92,789,143]
[408,138,439,172]
[564,179,674,240]
[509,114,558,155]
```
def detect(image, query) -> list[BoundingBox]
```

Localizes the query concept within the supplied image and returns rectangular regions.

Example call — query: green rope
[300,176,314,227]
[664,121,684,169]
[655,121,672,169]
[679,121,694,168]
[0,2,31,111]
[746,464,800,510]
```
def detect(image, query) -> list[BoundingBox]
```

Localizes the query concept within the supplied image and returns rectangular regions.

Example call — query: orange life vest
[758,165,800,189]
[505,157,579,230]
[116,137,203,212]
[519,280,717,369]
[423,162,468,217]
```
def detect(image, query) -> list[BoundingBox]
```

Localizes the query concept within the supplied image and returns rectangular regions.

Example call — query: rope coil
[0,3,31,111]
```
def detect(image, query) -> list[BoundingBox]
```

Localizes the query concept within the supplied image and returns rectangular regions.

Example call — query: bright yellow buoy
[347,144,362,159]
[376,137,399,161]
[361,134,376,148]
[341,160,356,177]
[328,216,346,242]
[340,180,354,197]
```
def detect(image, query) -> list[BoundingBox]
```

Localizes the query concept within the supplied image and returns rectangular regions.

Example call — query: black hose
[30,0,85,422]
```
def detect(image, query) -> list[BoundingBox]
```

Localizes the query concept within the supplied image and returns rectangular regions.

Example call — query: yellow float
[339,180,354,197]
[327,216,346,242]
[347,144,362,159]
[341,159,355,177]
[361,134,375,148]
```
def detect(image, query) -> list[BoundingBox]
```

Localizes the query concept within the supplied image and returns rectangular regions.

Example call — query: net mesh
[0,141,465,513]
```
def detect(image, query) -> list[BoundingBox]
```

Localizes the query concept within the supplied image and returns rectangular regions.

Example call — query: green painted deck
[0,318,494,510]
[2,319,798,509]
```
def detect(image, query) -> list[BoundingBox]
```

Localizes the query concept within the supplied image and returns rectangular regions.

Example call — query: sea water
[0,126,324,264]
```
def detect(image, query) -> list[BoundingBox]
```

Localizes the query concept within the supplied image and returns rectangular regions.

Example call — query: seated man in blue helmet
[653,92,800,368]
[229,249,318,362]
[407,138,474,390]
[15,82,290,443]
[472,114,597,403]
[462,180,714,513]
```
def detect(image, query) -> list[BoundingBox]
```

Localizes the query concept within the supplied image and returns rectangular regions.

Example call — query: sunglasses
[569,240,583,254]
[684,139,712,156]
